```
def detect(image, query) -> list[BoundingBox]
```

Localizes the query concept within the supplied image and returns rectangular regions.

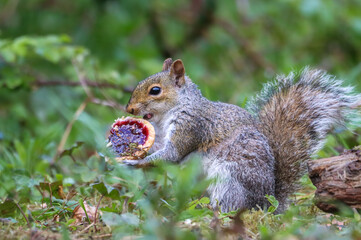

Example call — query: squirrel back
[247,68,361,210]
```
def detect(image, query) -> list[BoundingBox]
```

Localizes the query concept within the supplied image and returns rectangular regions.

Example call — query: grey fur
[247,68,361,211]
[126,67,361,213]
[149,77,276,212]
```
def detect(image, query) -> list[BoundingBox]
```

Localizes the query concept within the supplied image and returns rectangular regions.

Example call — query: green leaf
[0,199,18,217]
[5,77,23,89]
[0,48,16,62]
[78,200,91,224]
[80,171,97,182]
[265,195,279,213]
[59,141,84,158]
[102,212,139,227]
[187,197,210,210]
[39,181,66,199]
[91,182,121,200]
[61,223,71,240]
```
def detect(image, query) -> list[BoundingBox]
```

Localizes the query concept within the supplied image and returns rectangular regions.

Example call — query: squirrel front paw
[123,158,153,168]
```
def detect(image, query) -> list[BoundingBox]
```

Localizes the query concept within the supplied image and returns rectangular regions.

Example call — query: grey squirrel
[123,58,361,212]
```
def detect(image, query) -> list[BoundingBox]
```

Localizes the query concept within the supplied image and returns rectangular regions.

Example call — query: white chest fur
[149,113,174,153]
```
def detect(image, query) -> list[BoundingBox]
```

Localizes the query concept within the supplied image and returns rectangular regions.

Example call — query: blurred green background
[1,0,361,146]
[1,0,361,203]
[1,0,361,238]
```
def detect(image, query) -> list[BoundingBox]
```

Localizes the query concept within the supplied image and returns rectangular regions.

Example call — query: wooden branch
[71,60,127,111]
[33,79,133,93]
[11,62,134,93]
[90,98,126,111]
[73,59,94,99]
[308,149,361,213]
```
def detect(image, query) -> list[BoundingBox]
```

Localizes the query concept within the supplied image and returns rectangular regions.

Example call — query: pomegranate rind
[108,116,155,162]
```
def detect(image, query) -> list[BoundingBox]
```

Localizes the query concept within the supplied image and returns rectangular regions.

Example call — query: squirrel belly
[125,59,361,213]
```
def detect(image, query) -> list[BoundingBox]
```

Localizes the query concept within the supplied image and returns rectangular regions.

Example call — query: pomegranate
[107,117,155,161]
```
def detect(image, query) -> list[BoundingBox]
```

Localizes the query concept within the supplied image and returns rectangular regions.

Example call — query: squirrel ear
[162,58,173,71]
[170,59,185,87]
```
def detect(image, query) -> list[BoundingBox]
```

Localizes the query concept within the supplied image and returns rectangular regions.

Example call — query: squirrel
[123,58,361,212]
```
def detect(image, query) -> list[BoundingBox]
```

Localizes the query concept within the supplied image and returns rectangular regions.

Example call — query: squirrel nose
[126,104,136,115]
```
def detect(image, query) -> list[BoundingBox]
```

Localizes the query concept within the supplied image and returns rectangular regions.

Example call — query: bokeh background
[2,0,361,146]
[2,0,361,145]
[1,0,361,238]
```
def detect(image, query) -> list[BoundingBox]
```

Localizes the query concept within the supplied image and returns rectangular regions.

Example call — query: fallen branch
[308,149,361,213]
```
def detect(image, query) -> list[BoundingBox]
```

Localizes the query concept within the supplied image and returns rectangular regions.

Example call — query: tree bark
[308,149,361,213]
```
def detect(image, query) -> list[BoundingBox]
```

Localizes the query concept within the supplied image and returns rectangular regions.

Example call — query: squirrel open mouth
[143,113,153,120]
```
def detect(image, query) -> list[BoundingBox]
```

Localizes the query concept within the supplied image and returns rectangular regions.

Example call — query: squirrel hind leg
[204,127,276,212]
[207,171,249,212]
[205,159,273,212]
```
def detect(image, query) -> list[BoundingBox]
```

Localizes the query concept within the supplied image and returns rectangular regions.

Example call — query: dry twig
[75,222,95,237]
[94,195,104,232]
[90,98,126,112]
[15,201,31,228]
[53,60,126,162]
[53,99,88,162]
[72,60,126,111]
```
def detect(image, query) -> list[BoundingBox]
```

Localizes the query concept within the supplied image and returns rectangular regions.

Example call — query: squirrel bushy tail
[247,68,361,210]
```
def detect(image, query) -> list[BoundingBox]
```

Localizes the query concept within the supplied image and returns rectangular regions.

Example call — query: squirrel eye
[149,86,161,95]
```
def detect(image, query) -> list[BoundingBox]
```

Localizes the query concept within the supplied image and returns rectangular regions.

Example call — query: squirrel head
[126,58,186,122]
